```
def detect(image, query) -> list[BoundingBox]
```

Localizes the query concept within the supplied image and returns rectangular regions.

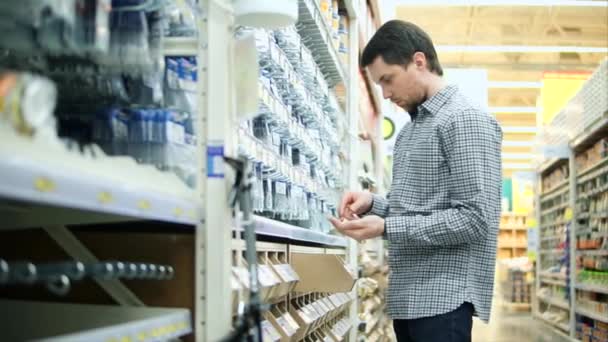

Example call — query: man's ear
[413,51,427,70]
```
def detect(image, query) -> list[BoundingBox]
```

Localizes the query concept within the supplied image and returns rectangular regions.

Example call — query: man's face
[368,55,425,113]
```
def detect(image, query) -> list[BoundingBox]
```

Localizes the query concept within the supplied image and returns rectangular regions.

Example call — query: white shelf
[541,203,569,216]
[575,283,608,295]
[539,249,566,255]
[0,300,191,342]
[540,277,567,287]
[534,313,570,335]
[0,130,200,228]
[577,157,608,179]
[538,295,570,310]
[577,249,608,256]
[297,0,347,87]
[252,215,348,247]
[163,36,199,56]
[541,235,564,242]
[539,272,567,281]
[538,157,566,174]
[541,220,570,229]
[577,162,608,185]
[575,307,608,323]
[571,116,608,152]
[540,180,570,201]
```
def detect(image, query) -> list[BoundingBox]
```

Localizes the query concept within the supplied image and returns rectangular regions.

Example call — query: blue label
[207,145,224,178]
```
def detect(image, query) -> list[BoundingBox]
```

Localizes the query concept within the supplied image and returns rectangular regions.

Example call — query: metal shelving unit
[297,0,348,87]
[252,215,348,248]
[0,300,192,342]
[534,60,608,341]
[0,0,363,340]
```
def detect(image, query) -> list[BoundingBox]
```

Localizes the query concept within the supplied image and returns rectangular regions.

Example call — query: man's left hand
[328,215,385,241]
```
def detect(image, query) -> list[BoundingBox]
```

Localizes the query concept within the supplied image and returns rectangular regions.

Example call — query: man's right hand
[339,191,373,220]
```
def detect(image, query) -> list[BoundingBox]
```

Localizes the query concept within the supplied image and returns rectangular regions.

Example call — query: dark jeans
[393,302,474,342]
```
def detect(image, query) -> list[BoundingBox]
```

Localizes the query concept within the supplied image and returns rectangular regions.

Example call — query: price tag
[297,309,313,324]
[283,313,300,332]
[565,207,574,221]
[34,177,56,193]
[305,304,320,321]
[276,181,287,195]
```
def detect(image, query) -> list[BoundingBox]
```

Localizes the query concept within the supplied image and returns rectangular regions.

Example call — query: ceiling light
[436,45,608,53]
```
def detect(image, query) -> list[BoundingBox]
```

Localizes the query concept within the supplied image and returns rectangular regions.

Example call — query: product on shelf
[0,71,57,138]
[577,319,608,342]
[356,244,394,341]
[235,26,347,231]
[0,0,111,55]
[576,138,608,173]
[577,290,608,317]
[542,162,569,194]
[497,257,533,306]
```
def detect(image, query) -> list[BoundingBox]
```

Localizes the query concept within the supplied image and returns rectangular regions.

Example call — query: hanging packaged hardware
[0,72,57,137]
[0,0,111,55]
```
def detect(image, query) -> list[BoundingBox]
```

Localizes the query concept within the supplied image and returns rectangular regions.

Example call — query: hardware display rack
[228,0,364,340]
[534,60,608,342]
[0,1,366,342]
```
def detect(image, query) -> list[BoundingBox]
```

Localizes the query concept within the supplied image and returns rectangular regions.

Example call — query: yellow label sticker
[527,218,537,228]
[34,177,56,192]
[137,200,151,210]
[173,207,183,217]
[564,207,573,221]
[98,191,113,204]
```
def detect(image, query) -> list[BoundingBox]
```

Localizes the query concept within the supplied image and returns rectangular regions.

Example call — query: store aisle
[472,308,570,342]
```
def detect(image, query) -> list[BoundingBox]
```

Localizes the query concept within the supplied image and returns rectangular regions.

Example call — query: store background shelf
[540,277,568,287]
[575,283,608,295]
[575,307,608,324]
[538,295,570,311]
[534,59,608,341]
[0,300,191,342]
[535,313,571,334]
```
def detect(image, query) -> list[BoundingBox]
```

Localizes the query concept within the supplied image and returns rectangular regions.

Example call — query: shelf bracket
[43,225,145,307]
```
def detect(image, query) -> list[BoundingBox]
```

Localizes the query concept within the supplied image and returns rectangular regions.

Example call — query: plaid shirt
[369,85,502,322]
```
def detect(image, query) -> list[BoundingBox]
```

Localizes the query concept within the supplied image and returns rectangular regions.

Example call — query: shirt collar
[418,84,458,117]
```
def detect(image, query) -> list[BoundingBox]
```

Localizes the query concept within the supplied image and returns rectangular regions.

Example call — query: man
[328,20,502,342]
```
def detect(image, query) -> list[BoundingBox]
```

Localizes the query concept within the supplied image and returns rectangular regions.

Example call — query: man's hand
[339,191,373,220]
[328,215,385,241]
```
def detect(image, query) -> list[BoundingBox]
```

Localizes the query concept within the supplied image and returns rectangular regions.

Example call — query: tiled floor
[472,303,572,342]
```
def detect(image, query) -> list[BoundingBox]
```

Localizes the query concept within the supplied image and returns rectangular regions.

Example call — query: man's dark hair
[361,20,443,76]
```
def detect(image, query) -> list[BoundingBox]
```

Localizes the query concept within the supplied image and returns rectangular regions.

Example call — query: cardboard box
[261,319,281,342]
[265,308,299,342]
[291,253,356,293]
[267,254,299,297]
[290,301,315,341]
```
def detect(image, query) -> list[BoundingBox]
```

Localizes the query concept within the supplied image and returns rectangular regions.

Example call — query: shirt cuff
[367,194,389,217]
[385,216,408,244]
